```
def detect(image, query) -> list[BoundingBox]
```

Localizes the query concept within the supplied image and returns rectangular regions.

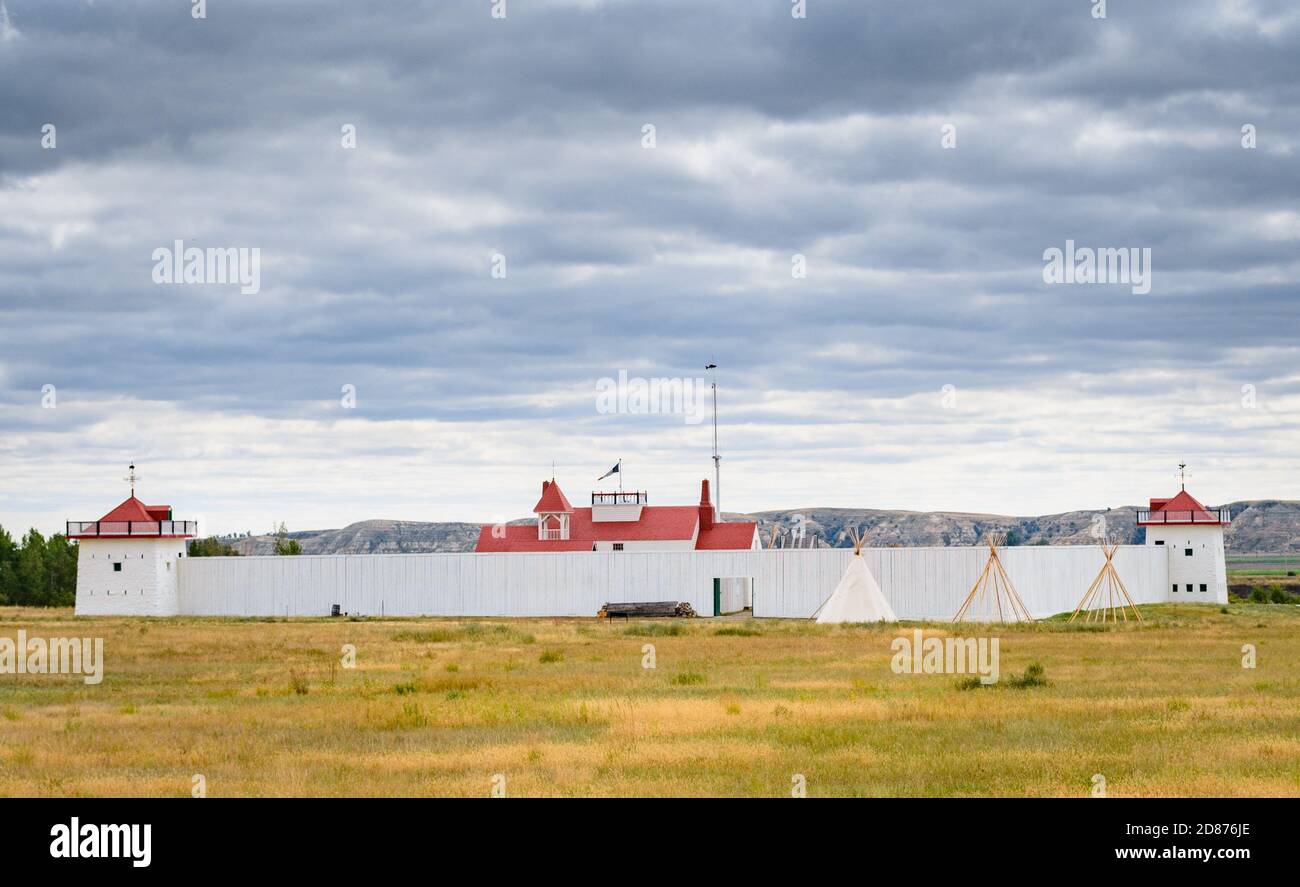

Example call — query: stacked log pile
[598,601,696,619]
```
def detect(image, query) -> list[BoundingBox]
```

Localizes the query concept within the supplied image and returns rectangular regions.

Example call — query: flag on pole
[597,461,620,482]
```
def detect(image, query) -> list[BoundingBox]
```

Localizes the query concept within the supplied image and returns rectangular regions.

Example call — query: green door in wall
[712,578,721,617]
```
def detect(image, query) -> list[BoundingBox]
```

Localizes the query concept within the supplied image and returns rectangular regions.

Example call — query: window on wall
[1155,540,1165,545]
[1184,549,1193,556]
[1171,584,1178,593]
[612,543,624,551]
[1200,584,1207,592]
[1186,584,1193,592]
[113,562,122,572]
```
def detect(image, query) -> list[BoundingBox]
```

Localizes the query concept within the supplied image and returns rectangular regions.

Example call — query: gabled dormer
[534,479,574,540]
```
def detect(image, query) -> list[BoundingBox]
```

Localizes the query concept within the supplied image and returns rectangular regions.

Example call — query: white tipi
[813,530,897,623]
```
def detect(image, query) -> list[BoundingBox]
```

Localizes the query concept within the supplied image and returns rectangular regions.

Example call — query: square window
[612,543,624,551]
[1200,584,1207,592]
[1184,549,1193,556]
[1171,584,1178,593]
[1186,584,1193,592]
[113,562,122,572]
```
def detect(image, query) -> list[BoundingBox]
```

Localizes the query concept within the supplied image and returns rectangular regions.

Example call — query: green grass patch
[623,622,684,637]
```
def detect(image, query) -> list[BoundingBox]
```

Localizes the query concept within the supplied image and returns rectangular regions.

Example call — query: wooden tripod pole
[1070,544,1144,624]
[953,534,1034,623]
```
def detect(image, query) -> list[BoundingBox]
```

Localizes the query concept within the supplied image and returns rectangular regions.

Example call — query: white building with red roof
[475,478,759,553]
[1136,486,1231,603]
[67,467,197,616]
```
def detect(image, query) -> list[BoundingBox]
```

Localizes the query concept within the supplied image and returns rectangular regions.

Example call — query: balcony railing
[591,491,647,506]
[539,528,567,540]
[67,520,198,537]
[1135,508,1231,525]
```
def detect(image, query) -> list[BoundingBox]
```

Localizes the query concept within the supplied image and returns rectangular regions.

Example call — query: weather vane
[1177,461,1188,491]
[124,463,140,497]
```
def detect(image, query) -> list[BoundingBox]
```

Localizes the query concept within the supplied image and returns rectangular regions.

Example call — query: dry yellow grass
[1,604,1298,797]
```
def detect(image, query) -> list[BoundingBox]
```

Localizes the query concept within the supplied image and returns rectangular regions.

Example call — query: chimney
[542,480,549,495]
[698,479,714,530]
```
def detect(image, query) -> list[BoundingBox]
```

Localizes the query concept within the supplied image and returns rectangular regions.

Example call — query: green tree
[0,526,78,607]
[188,537,241,557]
[0,525,19,605]
[43,534,78,607]
[274,522,302,556]
[16,529,48,607]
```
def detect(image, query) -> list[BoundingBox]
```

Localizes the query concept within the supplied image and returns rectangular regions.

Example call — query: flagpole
[706,363,720,522]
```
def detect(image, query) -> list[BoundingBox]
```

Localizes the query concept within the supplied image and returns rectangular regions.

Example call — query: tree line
[0,526,78,607]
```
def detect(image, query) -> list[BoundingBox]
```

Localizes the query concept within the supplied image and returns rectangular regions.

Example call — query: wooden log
[600,601,691,618]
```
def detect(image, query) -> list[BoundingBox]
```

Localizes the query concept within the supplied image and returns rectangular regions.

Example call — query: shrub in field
[1006,662,1048,689]
[288,670,309,695]
[1251,587,1269,603]
[388,701,427,729]
[538,649,564,664]
[958,662,1047,690]
[671,670,705,685]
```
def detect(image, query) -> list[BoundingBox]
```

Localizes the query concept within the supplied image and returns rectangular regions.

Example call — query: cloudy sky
[2,0,1299,537]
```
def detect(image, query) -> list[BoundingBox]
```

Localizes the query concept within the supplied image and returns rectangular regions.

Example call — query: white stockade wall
[177,545,1169,620]
[758,545,1170,620]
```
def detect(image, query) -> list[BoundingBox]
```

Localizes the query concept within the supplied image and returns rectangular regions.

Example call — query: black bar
[4,798,1281,874]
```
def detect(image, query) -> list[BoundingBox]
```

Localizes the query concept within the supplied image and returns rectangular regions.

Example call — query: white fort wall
[175,545,1170,620]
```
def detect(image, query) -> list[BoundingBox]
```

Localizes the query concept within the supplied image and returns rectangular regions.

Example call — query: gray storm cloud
[1,0,1298,533]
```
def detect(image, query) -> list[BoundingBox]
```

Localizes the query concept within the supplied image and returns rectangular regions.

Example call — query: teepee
[812,529,897,623]
[952,532,1033,623]
[1069,543,1143,623]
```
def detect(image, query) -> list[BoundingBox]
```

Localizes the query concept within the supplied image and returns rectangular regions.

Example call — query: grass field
[2,604,1299,797]
[1228,555,1300,575]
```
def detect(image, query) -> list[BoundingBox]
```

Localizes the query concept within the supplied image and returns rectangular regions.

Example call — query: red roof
[478,479,758,552]
[98,496,163,523]
[533,480,573,514]
[696,522,758,550]
[1138,489,1224,525]
[473,529,592,552]
[68,495,193,539]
